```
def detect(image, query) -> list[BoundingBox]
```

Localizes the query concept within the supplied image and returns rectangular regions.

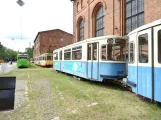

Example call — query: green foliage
[25,46,34,59]
[47,49,52,53]
[0,43,18,61]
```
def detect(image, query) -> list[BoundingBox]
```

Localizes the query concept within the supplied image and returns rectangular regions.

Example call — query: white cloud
[0,0,73,52]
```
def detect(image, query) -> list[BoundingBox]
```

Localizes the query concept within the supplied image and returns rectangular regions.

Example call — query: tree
[25,46,34,59]
[0,44,18,61]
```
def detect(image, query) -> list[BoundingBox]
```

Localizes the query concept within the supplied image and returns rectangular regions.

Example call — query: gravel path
[31,79,56,120]
[0,78,57,120]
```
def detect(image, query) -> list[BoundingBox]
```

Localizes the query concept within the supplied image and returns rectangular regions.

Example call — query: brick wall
[73,0,125,42]
[144,0,161,24]
[33,29,73,58]
[73,0,161,42]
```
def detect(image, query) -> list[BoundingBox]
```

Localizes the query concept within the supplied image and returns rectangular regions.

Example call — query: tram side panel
[72,44,88,79]
[127,33,138,93]
[154,25,161,102]
[99,62,126,81]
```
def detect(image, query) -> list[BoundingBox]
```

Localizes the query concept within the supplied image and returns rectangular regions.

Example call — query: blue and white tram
[127,19,161,103]
[53,36,127,81]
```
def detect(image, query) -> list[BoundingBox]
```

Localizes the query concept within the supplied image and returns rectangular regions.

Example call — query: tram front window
[101,40,126,61]
[47,56,52,60]
[18,57,27,60]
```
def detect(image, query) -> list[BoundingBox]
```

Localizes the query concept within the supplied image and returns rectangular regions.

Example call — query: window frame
[72,46,82,60]
[79,19,84,41]
[125,0,144,34]
[128,42,135,63]
[95,6,104,37]
[54,52,58,60]
[64,48,71,60]
[101,43,126,61]
[138,33,149,63]
[158,30,161,63]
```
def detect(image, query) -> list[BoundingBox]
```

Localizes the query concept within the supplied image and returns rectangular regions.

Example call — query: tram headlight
[107,38,114,44]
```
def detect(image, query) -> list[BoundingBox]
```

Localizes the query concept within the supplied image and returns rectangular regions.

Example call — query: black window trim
[158,29,161,64]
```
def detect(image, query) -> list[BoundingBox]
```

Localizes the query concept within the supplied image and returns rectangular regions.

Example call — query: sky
[0,0,73,52]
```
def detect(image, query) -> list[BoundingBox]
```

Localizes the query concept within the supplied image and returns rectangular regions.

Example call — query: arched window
[96,6,104,37]
[79,19,84,41]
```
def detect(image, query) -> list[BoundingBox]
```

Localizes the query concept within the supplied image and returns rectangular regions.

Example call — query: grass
[0,66,161,120]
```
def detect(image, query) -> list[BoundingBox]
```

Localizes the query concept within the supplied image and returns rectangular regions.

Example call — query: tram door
[153,25,161,102]
[87,42,99,80]
[137,28,152,99]
[59,50,62,71]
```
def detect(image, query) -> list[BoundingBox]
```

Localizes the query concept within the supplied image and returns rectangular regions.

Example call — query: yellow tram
[37,53,53,67]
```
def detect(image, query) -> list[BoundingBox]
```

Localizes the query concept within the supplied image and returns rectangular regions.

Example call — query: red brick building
[71,0,161,42]
[33,29,73,58]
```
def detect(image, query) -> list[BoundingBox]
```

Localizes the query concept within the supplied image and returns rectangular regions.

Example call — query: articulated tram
[53,19,161,103]
[53,36,127,81]
[127,19,161,103]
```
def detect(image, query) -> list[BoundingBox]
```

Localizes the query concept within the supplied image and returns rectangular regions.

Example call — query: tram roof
[128,19,161,35]
[54,35,127,52]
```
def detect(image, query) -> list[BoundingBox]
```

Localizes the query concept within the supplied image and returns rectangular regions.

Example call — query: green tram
[17,53,29,68]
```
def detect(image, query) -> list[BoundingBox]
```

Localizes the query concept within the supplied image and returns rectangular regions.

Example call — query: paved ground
[0,62,16,74]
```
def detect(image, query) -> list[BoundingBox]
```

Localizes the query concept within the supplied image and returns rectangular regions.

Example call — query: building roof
[34,29,73,43]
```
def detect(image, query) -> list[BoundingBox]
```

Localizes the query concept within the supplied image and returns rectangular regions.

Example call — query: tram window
[101,43,126,61]
[72,46,82,60]
[64,49,71,60]
[101,45,106,60]
[47,56,52,60]
[158,30,161,63]
[59,51,62,60]
[18,57,27,60]
[93,43,97,60]
[88,44,91,60]
[139,34,148,63]
[54,53,58,60]
[129,43,134,63]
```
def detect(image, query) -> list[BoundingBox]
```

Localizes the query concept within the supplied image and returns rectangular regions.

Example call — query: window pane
[158,30,161,63]
[72,46,82,60]
[88,44,91,60]
[93,43,97,60]
[96,6,104,37]
[129,43,134,62]
[138,0,144,13]
[126,18,131,34]
[102,45,107,60]
[64,49,71,60]
[139,34,148,63]
[132,16,137,30]
[138,13,144,27]
[126,3,131,18]
[59,51,62,60]
[64,52,71,60]
[132,0,137,16]
[125,0,144,34]
[47,56,52,60]
[54,53,58,60]
[79,19,84,41]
